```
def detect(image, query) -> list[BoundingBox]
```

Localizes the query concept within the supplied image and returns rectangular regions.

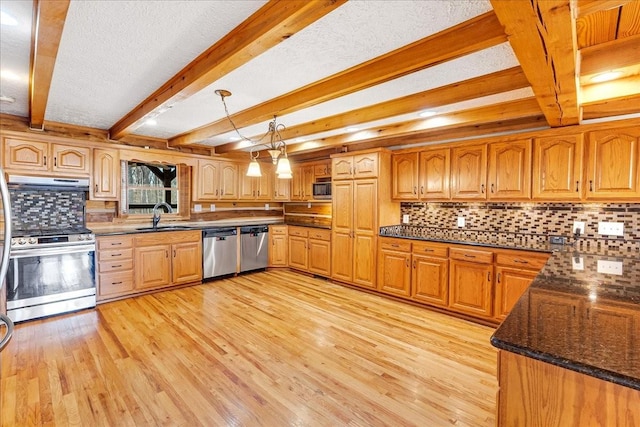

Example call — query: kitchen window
[120,161,190,218]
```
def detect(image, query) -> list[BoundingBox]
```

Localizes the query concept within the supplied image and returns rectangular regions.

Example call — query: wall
[400,202,640,254]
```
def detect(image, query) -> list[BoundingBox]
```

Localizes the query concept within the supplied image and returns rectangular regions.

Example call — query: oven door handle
[9,244,96,259]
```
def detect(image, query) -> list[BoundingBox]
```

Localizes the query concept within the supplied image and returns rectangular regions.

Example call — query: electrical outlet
[194,204,202,212]
[598,221,624,236]
[265,203,269,210]
[572,256,584,270]
[457,217,465,227]
[573,221,585,235]
[402,214,410,224]
[210,204,216,212]
[597,260,623,275]
[307,202,311,208]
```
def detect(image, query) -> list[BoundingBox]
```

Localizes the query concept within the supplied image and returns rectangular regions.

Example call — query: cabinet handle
[487,272,491,282]
[589,180,593,192]
[216,189,219,196]
[253,190,255,197]
[513,259,529,264]
[111,242,122,246]
[111,253,122,257]
[413,186,417,194]
[413,260,416,268]
[112,264,122,268]
[420,186,424,194]
[54,157,57,167]
[464,254,476,259]
[406,259,409,267]
[111,281,123,285]
[497,273,501,283]
[576,181,579,192]
[95,184,98,193]
[391,244,399,247]
[44,156,47,166]
[423,248,434,252]
[173,249,176,257]
[490,183,494,193]
[481,184,485,194]
[165,250,169,258]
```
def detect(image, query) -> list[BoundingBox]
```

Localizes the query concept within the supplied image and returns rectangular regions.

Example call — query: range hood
[7,175,90,190]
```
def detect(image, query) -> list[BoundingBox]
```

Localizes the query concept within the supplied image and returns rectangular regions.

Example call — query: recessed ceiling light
[1,11,18,26]
[345,127,359,133]
[0,69,22,81]
[145,119,157,126]
[0,95,16,103]
[419,110,437,118]
[590,71,623,83]
[230,136,241,141]
[295,138,306,143]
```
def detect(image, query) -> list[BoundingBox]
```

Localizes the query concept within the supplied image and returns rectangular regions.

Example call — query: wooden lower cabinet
[448,247,494,318]
[377,238,411,297]
[268,225,288,267]
[497,351,640,426]
[288,234,308,270]
[287,226,331,277]
[97,230,202,301]
[411,242,449,307]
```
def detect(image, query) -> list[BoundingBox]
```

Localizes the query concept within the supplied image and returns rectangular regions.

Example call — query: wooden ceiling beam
[108,0,347,140]
[582,93,640,119]
[29,0,70,130]
[283,97,543,155]
[214,66,530,154]
[575,0,631,17]
[580,34,640,76]
[169,11,507,147]
[491,0,580,127]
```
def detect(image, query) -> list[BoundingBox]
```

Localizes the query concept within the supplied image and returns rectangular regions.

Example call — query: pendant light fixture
[215,89,292,179]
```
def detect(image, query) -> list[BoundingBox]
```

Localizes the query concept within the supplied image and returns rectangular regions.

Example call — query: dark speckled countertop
[379,224,640,391]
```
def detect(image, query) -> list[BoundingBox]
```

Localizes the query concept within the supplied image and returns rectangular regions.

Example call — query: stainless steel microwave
[312,181,332,199]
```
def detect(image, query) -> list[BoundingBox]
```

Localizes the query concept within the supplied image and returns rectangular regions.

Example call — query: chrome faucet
[152,202,173,229]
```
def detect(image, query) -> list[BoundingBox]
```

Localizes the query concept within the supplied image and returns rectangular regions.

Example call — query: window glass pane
[126,162,179,214]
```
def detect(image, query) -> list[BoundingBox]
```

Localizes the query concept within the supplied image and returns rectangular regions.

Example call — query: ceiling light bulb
[590,71,623,83]
[145,119,157,126]
[345,127,359,133]
[1,11,18,26]
[419,110,437,117]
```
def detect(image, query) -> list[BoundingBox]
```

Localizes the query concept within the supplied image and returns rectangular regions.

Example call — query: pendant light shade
[275,155,292,178]
[246,158,262,177]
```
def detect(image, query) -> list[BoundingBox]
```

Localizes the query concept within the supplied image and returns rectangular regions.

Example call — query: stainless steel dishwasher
[202,227,238,280]
[240,226,269,272]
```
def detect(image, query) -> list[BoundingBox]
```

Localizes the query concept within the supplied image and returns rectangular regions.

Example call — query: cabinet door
[412,254,448,307]
[4,139,48,171]
[377,247,411,297]
[172,242,202,284]
[256,164,273,200]
[533,134,584,200]
[419,148,450,200]
[586,126,640,199]
[308,238,331,276]
[269,233,288,267]
[273,175,290,201]
[494,266,537,321]
[219,162,239,199]
[302,166,315,200]
[239,164,256,200]
[353,234,376,289]
[353,153,379,178]
[92,148,119,200]
[290,165,304,200]
[353,180,377,234]
[392,153,419,200]
[332,181,353,233]
[332,157,354,180]
[331,231,353,283]
[51,144,91,175]
[487,140,531,200]
[195,160,220,201]
[135,245,171,289]
[288,236,308,270]
[451,145,487,199]
[449,259,493,317]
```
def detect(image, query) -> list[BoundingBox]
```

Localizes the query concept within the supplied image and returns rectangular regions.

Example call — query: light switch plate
[457,217,465,227]
[597,260,623,275]
[210,204,216,212]
[598,221,624,236]
[572,256,584,270]
[402,214,410,224]
[194,204,202,212]
[265,203,269,210]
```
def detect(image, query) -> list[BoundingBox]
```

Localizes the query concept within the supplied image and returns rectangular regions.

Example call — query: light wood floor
[1,270,498,426]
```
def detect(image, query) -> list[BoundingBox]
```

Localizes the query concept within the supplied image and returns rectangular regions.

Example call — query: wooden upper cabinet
[419,148,450,200]
[239,162,272,200]
[392,152,419,200]
[533,134,584,201]
[4,138,90,175]
[92,148,119,200]
[332,152,379,180]
[586,126,640,200]
[487,139,531,200]
[451,145,487,199]
[219,161,239,199]
[332,157,354,180]
[194,159,238,201]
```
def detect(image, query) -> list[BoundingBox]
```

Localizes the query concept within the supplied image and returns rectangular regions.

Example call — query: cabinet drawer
[380,238,411,252]
[288,227,309,238]
[98,259,134,273]
[270,225,288,235]
[308,228,331,241]
[98,271,134,296]
[495,251,549,270]
[413,241,448,258]
[97,235,133,250]
[98,248,133,261]
[449,247,493,264]
[134,230,200,246]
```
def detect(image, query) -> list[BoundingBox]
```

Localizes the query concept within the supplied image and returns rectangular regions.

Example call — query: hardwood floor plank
[1,270,497,426]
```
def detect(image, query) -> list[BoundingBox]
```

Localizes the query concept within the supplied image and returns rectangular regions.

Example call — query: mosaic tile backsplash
[10,188,86,232]
[399,202,640,253]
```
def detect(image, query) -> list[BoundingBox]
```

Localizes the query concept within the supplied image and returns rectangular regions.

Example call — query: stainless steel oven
[6,234,96,322]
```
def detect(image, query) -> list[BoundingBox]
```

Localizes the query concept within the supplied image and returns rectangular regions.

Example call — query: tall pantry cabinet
[331,149,399,289]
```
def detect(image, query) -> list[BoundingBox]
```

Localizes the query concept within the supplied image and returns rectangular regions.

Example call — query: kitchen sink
[135,225,194,232]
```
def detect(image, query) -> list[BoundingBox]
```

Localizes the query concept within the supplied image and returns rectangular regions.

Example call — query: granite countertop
[491,250,640,391]
[379,224,640,391]
[89,216,283,235]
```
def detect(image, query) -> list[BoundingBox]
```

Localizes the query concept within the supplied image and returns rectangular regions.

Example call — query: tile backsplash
[400,202,640,253]
[10,188,86,232]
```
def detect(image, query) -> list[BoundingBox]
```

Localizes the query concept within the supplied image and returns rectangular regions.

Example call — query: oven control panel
[11,233,95,248]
